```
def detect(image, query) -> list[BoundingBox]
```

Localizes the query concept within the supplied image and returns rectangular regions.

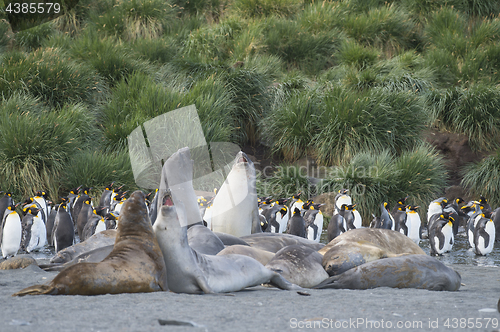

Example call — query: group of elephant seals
[314,254,461,291]
[153,193,301,294]
[13,191,168,296]
[320,228,425,276]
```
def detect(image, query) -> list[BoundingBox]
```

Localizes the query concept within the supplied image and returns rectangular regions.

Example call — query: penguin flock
[1,182,498,260]
[0,184,133,258]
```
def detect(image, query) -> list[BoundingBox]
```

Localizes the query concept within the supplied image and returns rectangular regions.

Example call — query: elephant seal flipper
[13,191,168,296]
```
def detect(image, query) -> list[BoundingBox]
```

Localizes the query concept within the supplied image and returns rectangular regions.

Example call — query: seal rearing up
[153,191,301,294]
[13,191,168,296]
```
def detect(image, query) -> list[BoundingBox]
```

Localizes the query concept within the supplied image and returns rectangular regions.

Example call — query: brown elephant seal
[13,191,168,296]
[319,228,425,276]
[240,233,325,253]
[153,195,302,294]
[49,229,116,264]
[265,245,329,288]
[217,244,275,266]
[0,254,37,270]
[314,254,461,291]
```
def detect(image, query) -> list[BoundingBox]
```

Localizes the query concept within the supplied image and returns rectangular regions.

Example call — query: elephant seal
[314,254,461,291]
[187,225,225,255]
[319,228,425,276]
[153,196,301,294]
[214,232,250,246]
[0,254,37,270]
[13,191,168,296]
[217,244,275,266]
[265,245,329,288]
[40,245,114,272]
[210,151,261,236]
[49,229,116,264]
[241,232,325,253]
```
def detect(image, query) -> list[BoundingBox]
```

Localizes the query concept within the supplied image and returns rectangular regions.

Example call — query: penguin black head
[455,197,464,205]
[26,206,40,216]
[105,182,115,191]
[279,206,288,218]
[293,207,301,215]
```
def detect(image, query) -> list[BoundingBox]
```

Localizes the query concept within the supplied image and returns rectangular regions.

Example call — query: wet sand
[0,262,499,332]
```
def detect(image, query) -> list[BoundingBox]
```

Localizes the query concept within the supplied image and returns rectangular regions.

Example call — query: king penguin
[0,192,14,220]
[405,205,421,244]
[80,208,106,242]
[1,204,22,258]
[20,206,47,253]
[304,203,324,242]
[52,201,74,253]
[473,213,495,255]
[333,189,351,215]
[286,207,306,238]
[327,213,345,242]
[429,214,453,256]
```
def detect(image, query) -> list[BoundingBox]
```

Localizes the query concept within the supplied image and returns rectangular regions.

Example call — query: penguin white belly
[114,202,124,214]
[468,215,482,248]
[477,222,496,255]
[27,216,47,252]
[307,212,323,242]
[442,222,453,252]
[389,214,395,231]
[406,212,421,243]
[277,213,288,233]
[433,235,446,255]
[210,161,259,237]
[2,213,22,257]
[95,220,106,235]
[427,203,441,222]
[353,210,362,229]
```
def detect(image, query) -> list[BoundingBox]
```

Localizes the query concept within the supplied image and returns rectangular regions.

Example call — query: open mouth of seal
[238,156,248,163]
[162,191,174,207]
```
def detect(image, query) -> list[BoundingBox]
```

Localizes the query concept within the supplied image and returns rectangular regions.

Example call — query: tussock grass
[15,22,55,51]
[313,86,428,165]
[61,148,137,199]
[337,40,380,69]
[462,150,500,208]
[428,84,500,151]
[67,31,154,85]
[229,0,303,18]
[258,164,314,200]
[0,96,96,200]
[0,47,106,107]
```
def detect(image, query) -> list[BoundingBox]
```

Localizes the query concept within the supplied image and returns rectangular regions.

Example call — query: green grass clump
[0,96,96,200]
[67,32,154,85]
[259,16,342,74]
[230,0,303,18]
[0,48,106,107]
[258,163,314,200]
[60,148,138,200]
[15,22,55,51]
[337,40,380,69]
[461,150,500,208]
[261,89,321,161]
[313,86,428,165]
[428,84,500,151]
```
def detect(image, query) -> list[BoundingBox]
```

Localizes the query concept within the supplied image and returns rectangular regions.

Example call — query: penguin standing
[339,204,356,231]
[373,202,393,229]
[429,214,453,256]
[20,206,47,253]
[80,209,106,242]
[52,201,74,253]
[393,204,408,235]
[286,207,306,238]
[443,197,464,236]
[405,205,421,244]
[110,191,127,214]
[98,182,115,215]
[76,197,93,239]
[261,204,281,233]
[287,193,302,219]
[72,187,91,230]
[46,205,57,246]
[427,197,447,226]
[391,196,409,215]
[33,190,49,224]
[327,213,345,242]
[1,204,22,258]
[352,204,362,228]
[467,203,486,248]
[473,213,495,255]
[304,203,324,242]
[104,212,118,230]
[67,186,80,220]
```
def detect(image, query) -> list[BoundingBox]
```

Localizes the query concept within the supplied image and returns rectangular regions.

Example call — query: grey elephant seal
[319,228,425,276]
[314,254,461,291]
[217,244,275,266]
[187,225,225,255]
[49,229,117,264]
[241,232,325,253]
[153,197,301,294]
[266,245,329,288]
[13,191,168,296]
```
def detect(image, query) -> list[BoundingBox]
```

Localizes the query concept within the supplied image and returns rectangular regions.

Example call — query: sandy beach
[0,262,498,332]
